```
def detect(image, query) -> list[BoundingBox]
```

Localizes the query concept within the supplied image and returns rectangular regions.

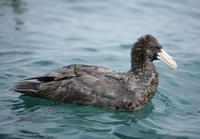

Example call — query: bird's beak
[157,49,177,70]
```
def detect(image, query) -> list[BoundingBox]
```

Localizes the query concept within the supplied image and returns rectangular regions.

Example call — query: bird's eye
[155,46,161,50]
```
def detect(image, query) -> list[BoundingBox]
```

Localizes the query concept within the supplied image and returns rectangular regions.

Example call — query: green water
[0,0,200,138]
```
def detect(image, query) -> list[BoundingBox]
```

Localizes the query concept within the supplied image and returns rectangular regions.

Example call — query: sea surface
[0,0,200,138]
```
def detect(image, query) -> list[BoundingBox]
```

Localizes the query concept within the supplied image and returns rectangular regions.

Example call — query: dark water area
[0,0,200,138]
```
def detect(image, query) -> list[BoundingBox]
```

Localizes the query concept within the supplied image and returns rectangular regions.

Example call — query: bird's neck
[130,59,158,87]
[128,59,158,110]
[131,58,154,73]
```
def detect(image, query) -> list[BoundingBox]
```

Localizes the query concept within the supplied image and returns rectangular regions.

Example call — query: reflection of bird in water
[10,34,177,111]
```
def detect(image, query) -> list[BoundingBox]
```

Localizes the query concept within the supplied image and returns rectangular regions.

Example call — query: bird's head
[131,34,177,70]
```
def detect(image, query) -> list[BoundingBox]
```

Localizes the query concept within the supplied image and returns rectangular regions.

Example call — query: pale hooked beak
[157,49,177,70]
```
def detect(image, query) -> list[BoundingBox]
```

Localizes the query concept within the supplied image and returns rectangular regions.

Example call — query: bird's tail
[9,80,40,96]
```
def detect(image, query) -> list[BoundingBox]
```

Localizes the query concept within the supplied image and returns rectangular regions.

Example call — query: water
[0,0,200,138]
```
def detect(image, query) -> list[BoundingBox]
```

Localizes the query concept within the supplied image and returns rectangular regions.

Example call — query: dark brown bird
[10,34,177,111]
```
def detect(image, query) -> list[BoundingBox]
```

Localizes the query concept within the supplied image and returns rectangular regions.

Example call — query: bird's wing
[12,64,131,107]
[36,71,128,106]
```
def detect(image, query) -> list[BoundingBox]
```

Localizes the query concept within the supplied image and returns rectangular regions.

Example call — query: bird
[10,34,177,111]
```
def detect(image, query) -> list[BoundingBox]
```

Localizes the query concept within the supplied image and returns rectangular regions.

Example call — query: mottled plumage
[10,34,177,111]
